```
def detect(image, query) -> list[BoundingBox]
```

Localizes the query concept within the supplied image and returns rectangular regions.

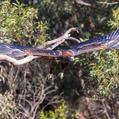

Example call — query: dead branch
[38,27,80,49]
[0,55,38,66]
[102,99,111,119]
[96,1,119,5]
[66,37,81,43]
[75,0,92,7]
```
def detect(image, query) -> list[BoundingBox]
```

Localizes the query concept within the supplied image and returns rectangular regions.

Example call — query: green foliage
[90,51,119,96]
[109,8,119,28]
[39,102,68,119]
[37,0,78,37]
[35,21,48,46]
[0,0,48,45]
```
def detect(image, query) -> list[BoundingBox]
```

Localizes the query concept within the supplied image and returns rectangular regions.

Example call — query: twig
[102,99,111,119]
[96,1,119,5]
[66,37,81,43]
[47,39,66,50]
[75,0,92,7]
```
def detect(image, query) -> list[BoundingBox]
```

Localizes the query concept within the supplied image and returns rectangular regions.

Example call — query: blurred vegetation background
[0,0,119,119]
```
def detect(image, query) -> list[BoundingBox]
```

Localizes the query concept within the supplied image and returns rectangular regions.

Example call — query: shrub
[0,0,48,45]
[39,101,69,119]
[109,7,119,28]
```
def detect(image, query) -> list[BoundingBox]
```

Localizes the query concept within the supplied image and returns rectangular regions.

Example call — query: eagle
[0,29,118,65]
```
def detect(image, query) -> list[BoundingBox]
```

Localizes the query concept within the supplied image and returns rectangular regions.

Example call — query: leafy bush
[89,7,119,96]
[90,51,119,96]
[39,101,69,119]
[0,0,48,45]
[109,7,119,28]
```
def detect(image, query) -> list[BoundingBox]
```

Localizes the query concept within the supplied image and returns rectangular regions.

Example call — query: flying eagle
[0,29,118,65]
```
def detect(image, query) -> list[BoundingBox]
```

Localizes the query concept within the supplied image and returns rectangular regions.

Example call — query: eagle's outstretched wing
[0,44,58,65]
[0,44,59,59]
[0,29,118,65]
[69,28,119,56]
[43,28,119,58]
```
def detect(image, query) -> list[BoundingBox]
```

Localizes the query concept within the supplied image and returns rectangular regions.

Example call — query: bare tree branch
[102,99,111,119]
[38,27,80,49]
[75,0,91,7]
[96,1,119,5]
[0,55,38,66]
